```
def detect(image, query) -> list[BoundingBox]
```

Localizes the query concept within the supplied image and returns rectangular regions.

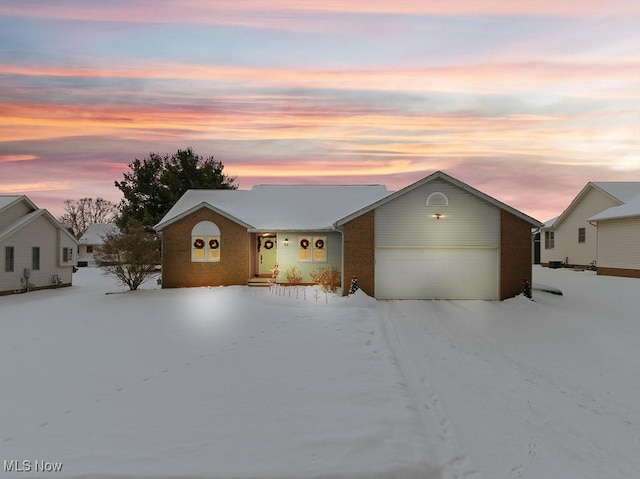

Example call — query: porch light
[283,238,289,246]
[433,213,443,220]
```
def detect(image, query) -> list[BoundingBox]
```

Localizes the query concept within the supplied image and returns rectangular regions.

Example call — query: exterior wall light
[283,238,289,246]
[434,213,443,220]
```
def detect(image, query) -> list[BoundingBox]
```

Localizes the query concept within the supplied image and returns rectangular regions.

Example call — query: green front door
[258,236,277,276]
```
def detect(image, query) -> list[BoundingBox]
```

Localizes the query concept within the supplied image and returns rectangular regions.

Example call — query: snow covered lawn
[1,267,638,478]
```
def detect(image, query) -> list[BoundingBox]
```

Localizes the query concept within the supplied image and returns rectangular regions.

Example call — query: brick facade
[500,209,533,300]
[597,267,640,279]
[342,211,375,296]
[161,208,249,288]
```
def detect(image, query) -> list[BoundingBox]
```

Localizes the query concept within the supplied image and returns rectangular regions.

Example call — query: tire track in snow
[378,301,480,479]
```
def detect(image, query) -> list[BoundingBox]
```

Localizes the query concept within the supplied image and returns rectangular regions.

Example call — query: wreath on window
[300,238,310,249]
[315,239,324,249]
[193,238,205,249]
[209,238,219,249]
[264,239,274,250]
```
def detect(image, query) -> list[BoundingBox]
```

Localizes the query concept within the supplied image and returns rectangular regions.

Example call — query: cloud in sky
[1,0,638,221]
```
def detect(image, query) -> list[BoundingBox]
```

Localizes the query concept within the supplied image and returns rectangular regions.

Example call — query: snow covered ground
[0,267,638,478]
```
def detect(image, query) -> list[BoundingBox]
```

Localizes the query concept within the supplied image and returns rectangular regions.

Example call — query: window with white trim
[578,227,586,243]
[5,246,14,272]
[426,192,449,206]
[192,221,221,262]
[62,247,73,263]
[545,231,555,250]
[297,236,327,262]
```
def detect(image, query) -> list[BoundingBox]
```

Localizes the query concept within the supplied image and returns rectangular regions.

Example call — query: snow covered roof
[0,195,37,213]
[592,182,640,203]
[155,185,392,231]
[546,181,640,230]
[79,223,119,245]
[589,194,640,222]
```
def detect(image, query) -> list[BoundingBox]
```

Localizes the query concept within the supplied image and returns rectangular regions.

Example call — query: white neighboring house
[78,223,119,267]
[540,182,640,276]
[588,194,640,278]
[0,195,78,295]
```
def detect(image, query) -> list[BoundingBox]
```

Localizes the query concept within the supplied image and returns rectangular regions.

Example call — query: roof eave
[336,171,543,227]
[154,202,254,231]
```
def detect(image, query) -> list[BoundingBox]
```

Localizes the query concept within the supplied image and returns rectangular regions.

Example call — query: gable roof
[0,208,78,244]
[155,185,392,232]
[589,194,640,222]
[79,223,119,245]
[335,171,542,227]
[545,181,640,230]
[0,195,38,214]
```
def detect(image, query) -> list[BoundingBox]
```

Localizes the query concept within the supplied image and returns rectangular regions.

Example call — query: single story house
[540,181,640,276]
[154,171,542,300]
[0,195,78,295]
[588,194,640,278]
[78,223,119,267]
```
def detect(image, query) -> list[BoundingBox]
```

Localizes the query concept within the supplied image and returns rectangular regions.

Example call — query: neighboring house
[588,194,640,278]
[154,171,542,300]
[540,182,640,275]
[78,223,119,266]
[0,195,78,295]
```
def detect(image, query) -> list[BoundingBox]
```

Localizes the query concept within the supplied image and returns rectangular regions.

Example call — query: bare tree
[59,197,118,238]
[96,225,160,291]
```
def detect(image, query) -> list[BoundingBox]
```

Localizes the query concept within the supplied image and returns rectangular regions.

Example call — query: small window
[545,231,555,250]
[578,228,586,243]
[87,245,94,254]
[63,247,73,263]
[5,246,14,272]
[32,247,40,270]
[426,192,449,206]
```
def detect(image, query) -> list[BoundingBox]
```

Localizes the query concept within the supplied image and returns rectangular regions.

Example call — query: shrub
[310,266,341,293]
[96,225,160,291]
[285,265,303,284]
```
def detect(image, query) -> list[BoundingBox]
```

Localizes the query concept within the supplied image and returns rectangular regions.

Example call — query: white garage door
[375,248,499,300]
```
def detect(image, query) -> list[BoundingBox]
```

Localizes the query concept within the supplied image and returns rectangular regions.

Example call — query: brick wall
[161,208,249,288]
[500,210,533,300]
[342,211,375,296]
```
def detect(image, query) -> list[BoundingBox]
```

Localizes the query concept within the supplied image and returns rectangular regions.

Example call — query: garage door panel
[375,248,498,300]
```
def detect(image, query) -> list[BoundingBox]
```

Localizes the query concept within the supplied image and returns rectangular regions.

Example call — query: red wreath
[300,238,310,249]
[315,239,324,249]
[193,238,205,249]
[209,238,219,249]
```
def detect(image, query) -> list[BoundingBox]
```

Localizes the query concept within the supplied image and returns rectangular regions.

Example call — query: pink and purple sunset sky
[1,0,639,222]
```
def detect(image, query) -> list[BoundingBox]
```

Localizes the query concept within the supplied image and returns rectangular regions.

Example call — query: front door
[258,235,277,276]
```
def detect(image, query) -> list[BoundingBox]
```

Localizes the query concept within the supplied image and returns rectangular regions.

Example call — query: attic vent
[426,192,448,206]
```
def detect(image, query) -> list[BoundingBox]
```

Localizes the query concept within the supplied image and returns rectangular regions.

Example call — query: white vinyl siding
[0,215,73,293]
[374,178,501,300]
[375,179,500,248]
[0,201,32,231]
[596,217,640,270]
[542,187,619,266]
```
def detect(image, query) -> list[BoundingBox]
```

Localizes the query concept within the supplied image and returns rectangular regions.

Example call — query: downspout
[332,222,345,295]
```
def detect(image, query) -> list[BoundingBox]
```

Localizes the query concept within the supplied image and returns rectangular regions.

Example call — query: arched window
[426,192,449,207]
[191,221,220,262]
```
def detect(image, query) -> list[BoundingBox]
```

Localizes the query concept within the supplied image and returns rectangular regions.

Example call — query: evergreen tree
[115,148,237,229]
[523,278,532,299]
